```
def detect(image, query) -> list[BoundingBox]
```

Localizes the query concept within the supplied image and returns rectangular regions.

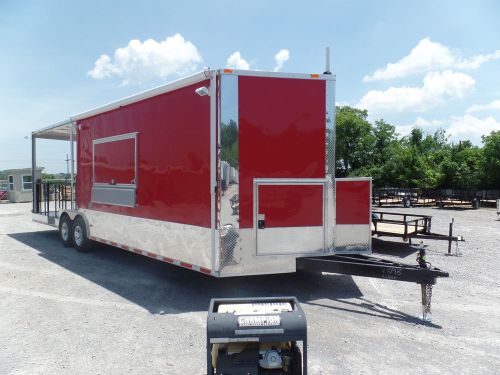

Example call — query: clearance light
[223,69,233,73]
[310,74,320,79]
[195,86,210,96]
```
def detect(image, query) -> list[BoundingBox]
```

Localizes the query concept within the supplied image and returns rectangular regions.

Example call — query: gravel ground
[0,202,499,374]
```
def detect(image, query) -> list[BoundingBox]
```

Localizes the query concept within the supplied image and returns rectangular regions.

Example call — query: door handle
[258,213,265,229]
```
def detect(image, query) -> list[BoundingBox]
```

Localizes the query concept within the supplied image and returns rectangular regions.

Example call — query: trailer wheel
[59,215,73,247]
[72,216,91,252]
[403,197,412,208]
[472,198,480,209]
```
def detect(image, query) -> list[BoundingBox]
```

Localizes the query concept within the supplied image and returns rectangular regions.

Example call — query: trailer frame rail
[297,254,448,285]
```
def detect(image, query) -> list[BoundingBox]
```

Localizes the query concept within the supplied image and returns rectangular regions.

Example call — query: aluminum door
[254,178,328,256]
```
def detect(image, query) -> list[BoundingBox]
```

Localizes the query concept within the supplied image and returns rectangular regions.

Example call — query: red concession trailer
[32,69,370,275]
[31,69,447,319]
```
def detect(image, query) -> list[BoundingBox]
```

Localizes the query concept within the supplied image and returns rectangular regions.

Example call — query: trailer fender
[60,209,78,221]
[59,211,72,224]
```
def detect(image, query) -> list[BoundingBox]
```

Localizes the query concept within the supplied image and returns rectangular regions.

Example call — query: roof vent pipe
[324,46,332,74]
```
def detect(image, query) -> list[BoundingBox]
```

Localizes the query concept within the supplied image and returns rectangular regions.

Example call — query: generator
[207,297,307,375]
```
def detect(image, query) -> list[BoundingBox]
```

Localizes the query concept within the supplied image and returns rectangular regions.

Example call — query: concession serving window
[91,132,138,207]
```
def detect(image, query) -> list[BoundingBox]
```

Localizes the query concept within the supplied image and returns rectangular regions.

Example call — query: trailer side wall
[77,80,211,226]
[76,79,214,270]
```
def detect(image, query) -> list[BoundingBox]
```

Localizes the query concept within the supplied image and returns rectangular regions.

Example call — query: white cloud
[466,99,500,113]
[273,49,290,72]
[447,114,500,139]
[335,101,349,107]
[87,34,202,84]
[364,38,500,82]
[357,70,475,113]
[394,125,415,137]
[226,51,250,70]
[395,117,444,136]
[414,117,445,127]
[394,115,499,144]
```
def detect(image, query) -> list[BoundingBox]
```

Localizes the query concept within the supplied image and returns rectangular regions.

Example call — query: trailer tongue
[297,253,449,321]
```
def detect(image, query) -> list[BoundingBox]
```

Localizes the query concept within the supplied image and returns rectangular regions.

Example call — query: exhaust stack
[324,46,332,74]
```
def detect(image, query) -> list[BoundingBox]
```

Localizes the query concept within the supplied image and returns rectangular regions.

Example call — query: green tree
[336,106,500,190]
[373,119,398,165]
[42,173,55,181]
[481,131,500,188]
[335,106,375,176]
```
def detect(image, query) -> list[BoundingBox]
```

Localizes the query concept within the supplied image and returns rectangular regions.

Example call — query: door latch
[258,214,265,229]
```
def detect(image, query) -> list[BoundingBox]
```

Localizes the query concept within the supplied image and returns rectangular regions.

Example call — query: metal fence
[34,180,74,217]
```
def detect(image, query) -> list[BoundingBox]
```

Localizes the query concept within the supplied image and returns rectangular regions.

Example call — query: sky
[1,0,499,173]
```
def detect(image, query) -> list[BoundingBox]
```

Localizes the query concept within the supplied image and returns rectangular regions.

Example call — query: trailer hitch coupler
[417,248,428,269]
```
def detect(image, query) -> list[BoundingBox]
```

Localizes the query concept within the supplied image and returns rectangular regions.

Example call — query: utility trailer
[31,68,448,319]
[372,187,436,208]
[373,187,500,209]
[435,189,481,209]
[434,189,499,209]
[372,211,465,255]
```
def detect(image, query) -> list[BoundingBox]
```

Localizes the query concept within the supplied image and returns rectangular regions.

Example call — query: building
[2,168,43,203]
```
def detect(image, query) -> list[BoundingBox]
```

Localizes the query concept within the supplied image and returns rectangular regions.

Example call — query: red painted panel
[239,76,326,228]
[94,138,135,185]
[76,80,211,227]
[258,185,323,227]
[336,180,371,224]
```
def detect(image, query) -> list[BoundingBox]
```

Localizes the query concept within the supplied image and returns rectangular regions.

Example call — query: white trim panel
[335,224,371,254]
[218,228,296,277]
[220,69,337,81]
[81,209,212,270]
[256,226,325,256]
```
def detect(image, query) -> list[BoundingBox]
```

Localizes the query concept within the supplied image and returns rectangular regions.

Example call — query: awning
[32,120,76,141]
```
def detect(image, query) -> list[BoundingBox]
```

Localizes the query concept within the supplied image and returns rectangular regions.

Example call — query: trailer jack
[296,253,449,322]
[421,283,433,322]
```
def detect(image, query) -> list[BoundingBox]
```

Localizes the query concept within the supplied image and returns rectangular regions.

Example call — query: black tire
[403,197,412,208]
[72,216,91,252]
[59,215,73,247]
[472,199,480,209]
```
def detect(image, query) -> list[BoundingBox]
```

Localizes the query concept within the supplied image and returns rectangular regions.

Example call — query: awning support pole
[32,135,38,213]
